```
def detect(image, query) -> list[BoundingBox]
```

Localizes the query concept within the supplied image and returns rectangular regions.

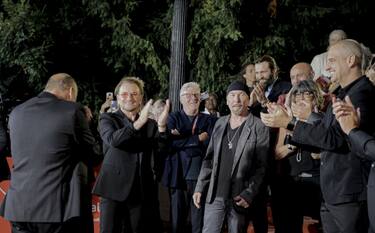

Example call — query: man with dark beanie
[193,80,270,233]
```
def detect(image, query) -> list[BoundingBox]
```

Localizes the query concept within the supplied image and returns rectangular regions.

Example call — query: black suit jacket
[349,129,375,231]
[0,115,10,181]
[292,76,375,205]
[250,78,291,117]
[92,110,167,202]
[0,92,100,222]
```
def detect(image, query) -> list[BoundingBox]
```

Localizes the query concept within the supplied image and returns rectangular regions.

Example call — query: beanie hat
[226,80,250,96]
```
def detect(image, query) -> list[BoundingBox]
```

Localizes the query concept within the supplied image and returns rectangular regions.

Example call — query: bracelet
[286,116,297,131]
[158,124,166,127]
[260,99,269,108]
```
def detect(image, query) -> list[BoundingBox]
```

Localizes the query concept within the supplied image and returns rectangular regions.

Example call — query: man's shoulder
[312,52,327,61]
[169,110,184,118]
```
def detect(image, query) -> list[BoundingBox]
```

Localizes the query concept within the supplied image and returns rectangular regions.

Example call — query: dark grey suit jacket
[195,114,269,204]
[348,129,375,231]
[0,91,99,222]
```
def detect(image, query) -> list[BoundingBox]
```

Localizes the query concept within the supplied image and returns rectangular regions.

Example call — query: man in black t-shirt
[193,80,270,233]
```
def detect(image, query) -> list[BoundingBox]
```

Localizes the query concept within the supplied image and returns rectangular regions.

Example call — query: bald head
[330,39,363,67]
[45,73,78,102]
[290,62,314,86]
[329,29,347,47]
[327,39,363,87]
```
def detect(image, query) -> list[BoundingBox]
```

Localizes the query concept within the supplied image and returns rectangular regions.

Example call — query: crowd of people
[0,30,375,233]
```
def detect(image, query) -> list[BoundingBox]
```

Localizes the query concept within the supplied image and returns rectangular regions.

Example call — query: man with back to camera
[0,73,101,233]
[0,113,10,182]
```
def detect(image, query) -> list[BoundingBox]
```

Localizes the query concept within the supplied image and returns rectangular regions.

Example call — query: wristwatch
[286,116,297,131]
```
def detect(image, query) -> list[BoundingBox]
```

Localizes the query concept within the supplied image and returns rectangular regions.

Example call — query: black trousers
[248,182,269,233]
[11,218,87,233]
[170,180,204,233]
[11,222,62,233]
[99,197,142,233]
[321,201,368,233]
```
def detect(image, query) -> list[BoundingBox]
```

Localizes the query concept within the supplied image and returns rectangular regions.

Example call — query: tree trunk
[169,0,189,112]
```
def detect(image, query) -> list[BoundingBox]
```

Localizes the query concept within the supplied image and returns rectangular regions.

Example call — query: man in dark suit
[249,55,291,233]
[92,77,170,233]
[261,39,375,233]
[161,82,216,233]
[193,80,269,233]
[0,73,101,233]
[333,96,375,233]
[0,114,10,182]
[250,54,291,117]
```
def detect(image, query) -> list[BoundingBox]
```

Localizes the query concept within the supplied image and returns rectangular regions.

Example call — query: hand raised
[134,99,153,130]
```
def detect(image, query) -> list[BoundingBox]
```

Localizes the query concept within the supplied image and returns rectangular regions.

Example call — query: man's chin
[122,106,138,112]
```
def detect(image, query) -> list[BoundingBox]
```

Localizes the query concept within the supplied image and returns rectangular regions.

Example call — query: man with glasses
[93,77,170,233]
[162,82,216,233]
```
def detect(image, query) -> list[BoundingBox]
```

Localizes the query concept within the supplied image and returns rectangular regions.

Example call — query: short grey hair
[179,82,201,97]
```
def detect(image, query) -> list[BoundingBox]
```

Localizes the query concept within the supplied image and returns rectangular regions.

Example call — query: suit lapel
[214,116,229,160]
[231,116,252,176]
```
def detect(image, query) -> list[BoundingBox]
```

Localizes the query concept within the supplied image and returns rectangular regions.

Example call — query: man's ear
[347,54,357,68]
[68,87,77,102]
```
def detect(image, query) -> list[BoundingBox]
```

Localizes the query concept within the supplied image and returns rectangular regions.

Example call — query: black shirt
[215,121,245,199]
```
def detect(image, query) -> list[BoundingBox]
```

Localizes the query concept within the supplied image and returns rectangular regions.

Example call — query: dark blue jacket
[162,111,216,188]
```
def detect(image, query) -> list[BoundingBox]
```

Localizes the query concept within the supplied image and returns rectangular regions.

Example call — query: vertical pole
[169,0,188,111]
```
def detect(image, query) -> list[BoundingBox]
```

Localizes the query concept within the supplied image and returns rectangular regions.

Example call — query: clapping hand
[157,99,170,132]
[332,96,360,135]
[260,103,292,129]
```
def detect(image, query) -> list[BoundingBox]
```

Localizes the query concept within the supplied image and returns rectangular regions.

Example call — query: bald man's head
[45,73,78,102]
[290,62,314,86]
[329,29,347,47]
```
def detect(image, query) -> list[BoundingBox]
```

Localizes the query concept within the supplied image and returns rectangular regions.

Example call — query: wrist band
[287,116,297,131]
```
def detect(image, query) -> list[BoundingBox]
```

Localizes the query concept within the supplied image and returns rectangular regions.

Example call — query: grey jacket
[194,114,269,204]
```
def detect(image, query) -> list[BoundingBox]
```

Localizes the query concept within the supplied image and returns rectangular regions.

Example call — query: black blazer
[92,110,167,202]
[0,92,100,222]
[292,76,375,205]
[349,129,375,231]
[250,78,291,117]
[0,115,9,181]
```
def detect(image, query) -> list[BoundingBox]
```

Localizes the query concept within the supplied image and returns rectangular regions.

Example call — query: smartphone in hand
[106,92,114,99]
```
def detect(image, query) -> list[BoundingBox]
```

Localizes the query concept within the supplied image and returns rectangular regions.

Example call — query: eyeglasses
[118,92,140,99]
[293,91,314,101]
[181,93,200,99]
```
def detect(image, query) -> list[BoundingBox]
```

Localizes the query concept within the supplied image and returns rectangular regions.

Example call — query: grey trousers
[202,197,247,233]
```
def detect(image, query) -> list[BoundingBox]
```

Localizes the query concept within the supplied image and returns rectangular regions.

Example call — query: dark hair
[288,79,324,110]
[255,55,279,76]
